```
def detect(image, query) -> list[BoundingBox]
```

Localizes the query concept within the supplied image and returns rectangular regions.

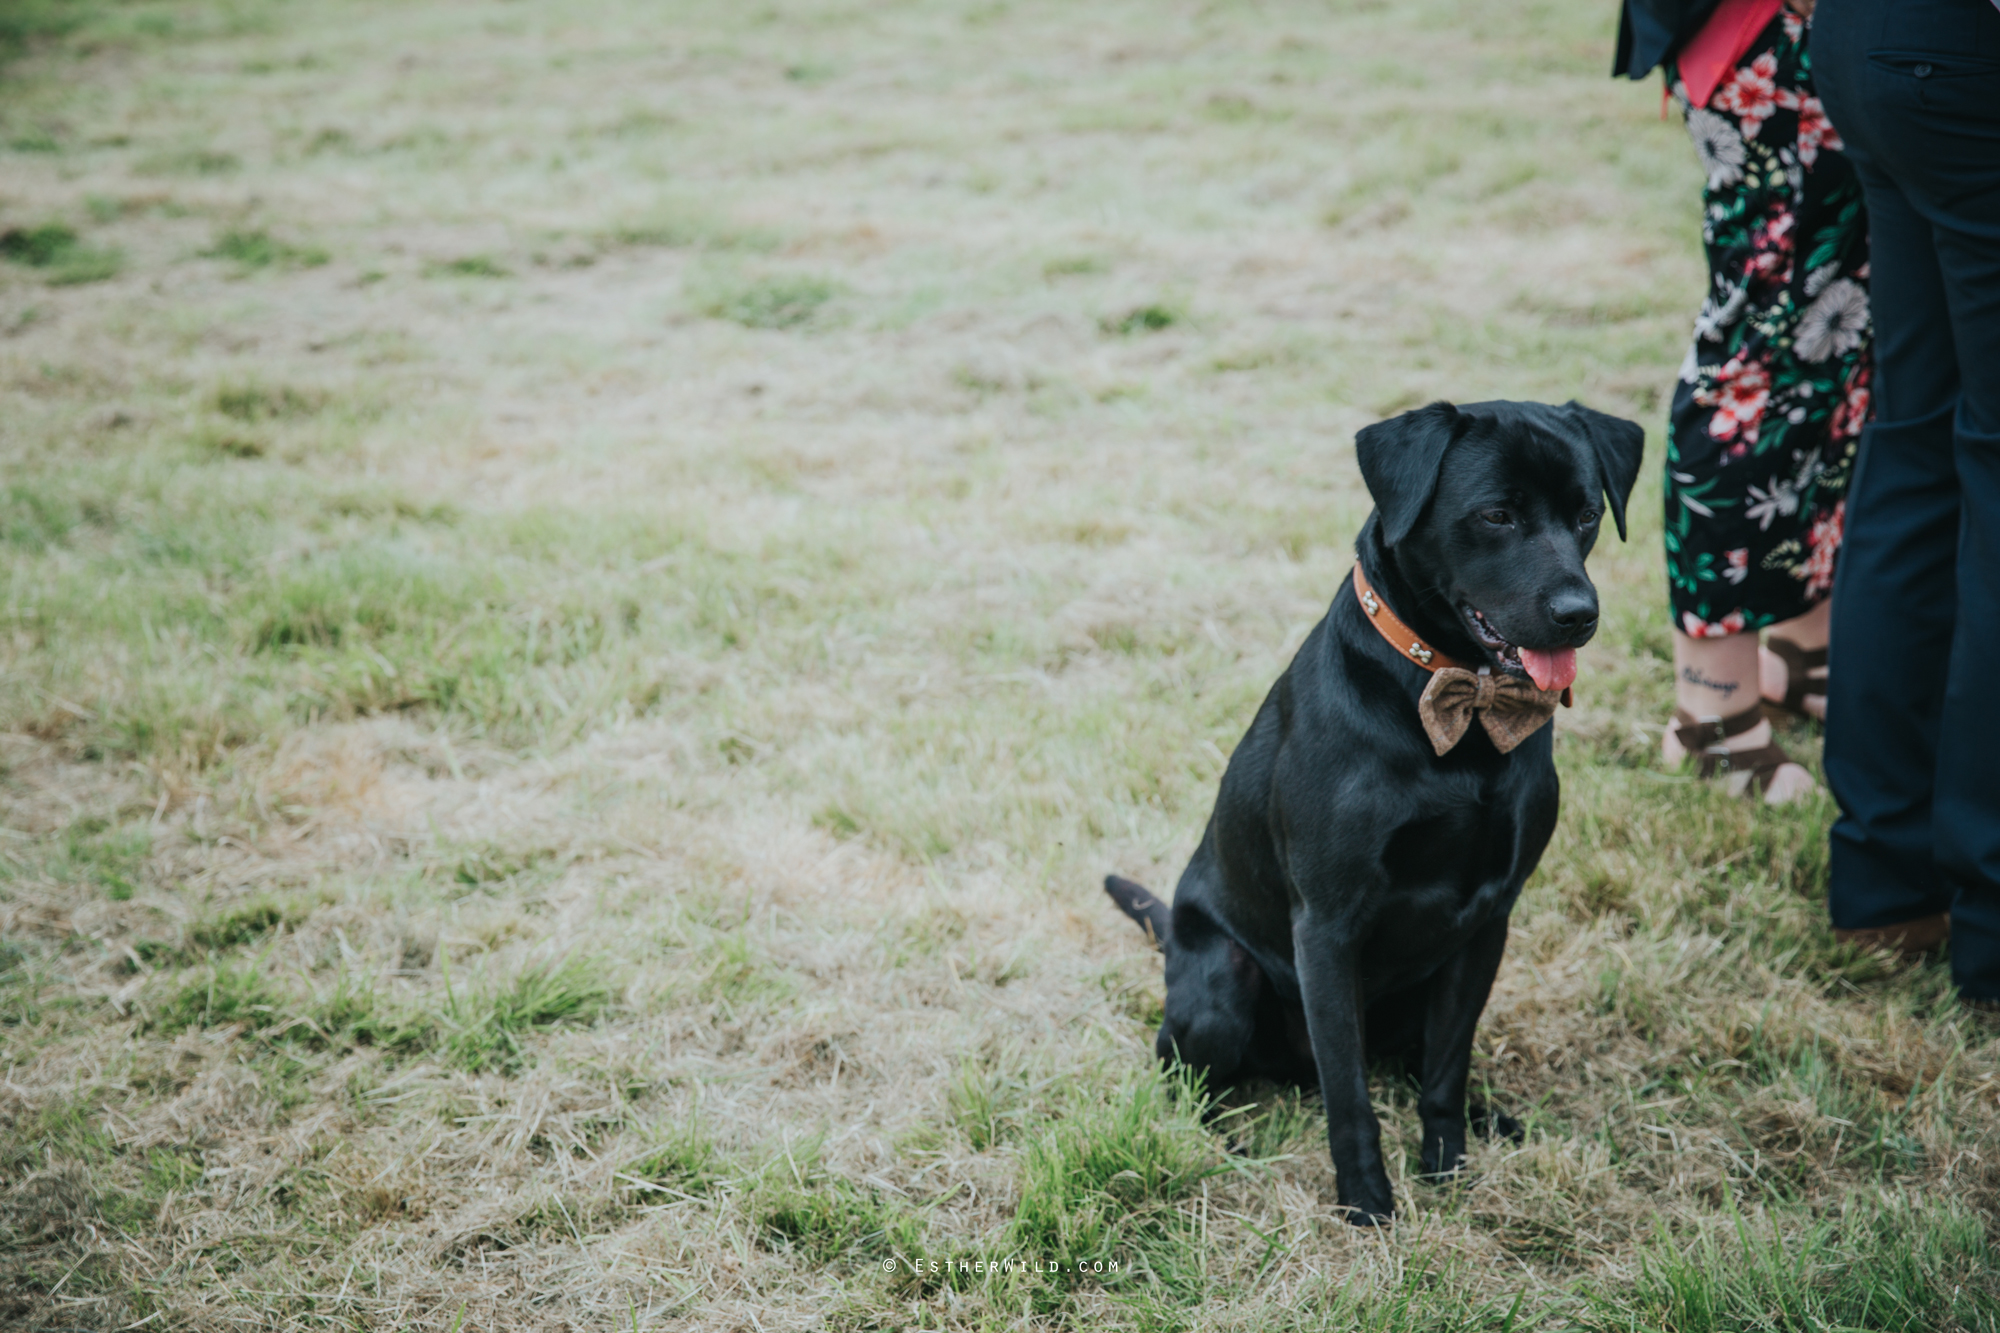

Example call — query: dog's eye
[1480,509,1512,527]
[1579,508,1602,528]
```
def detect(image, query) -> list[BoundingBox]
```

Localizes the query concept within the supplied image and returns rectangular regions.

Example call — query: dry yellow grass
[0,1,1996,1329]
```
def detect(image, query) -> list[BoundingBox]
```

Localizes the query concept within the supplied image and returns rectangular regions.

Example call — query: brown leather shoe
[1833,912,1950,958]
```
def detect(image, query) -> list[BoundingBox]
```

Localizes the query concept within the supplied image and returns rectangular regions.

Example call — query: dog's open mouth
[1461,605,1578,693]
[1463,606,1523,669]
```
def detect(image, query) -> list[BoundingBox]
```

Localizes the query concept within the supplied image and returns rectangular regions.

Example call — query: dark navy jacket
[1613,0,1725,77]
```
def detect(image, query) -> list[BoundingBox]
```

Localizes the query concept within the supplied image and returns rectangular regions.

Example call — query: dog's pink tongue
[1521,647,1577,693]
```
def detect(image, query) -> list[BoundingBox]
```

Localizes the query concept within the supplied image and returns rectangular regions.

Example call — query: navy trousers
[1813,0,2000,998]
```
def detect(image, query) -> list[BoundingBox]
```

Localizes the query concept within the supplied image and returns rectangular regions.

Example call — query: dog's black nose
[1548,590,1599,632]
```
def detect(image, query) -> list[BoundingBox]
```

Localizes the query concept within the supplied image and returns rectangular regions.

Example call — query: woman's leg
[1659,13,1864,789]
[1662,628,1818,804]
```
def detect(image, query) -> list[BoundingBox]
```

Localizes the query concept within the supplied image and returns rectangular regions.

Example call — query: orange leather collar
[1351,560,1476,673]
[1350,560,1574,707]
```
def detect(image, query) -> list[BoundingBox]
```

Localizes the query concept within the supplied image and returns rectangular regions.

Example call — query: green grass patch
[188,896,297,952]
[1228,1089,1322,1162]
[946,1051,1036,1151]
[0,222,122,284]
[1008,1071,1231,1309]
[440,841,560,893]
[0,2,86,49]
[1042,254,1107,278]
[136,147,240,176]
[0,1091,113,1177]
[425,254,508,278]
[687,930,800,1009]
[0,223,77,266]
[190,424,267,459]
[211,381,326,421]
[146,953,607,1073]
[749,1143,924,1263]
[1102,302,1181,336]
[151,962,285,1034]
[1597,1194,2000,1332]
[0,460,700,765]
[46,816,149,900]
[202,228,329,271]
[609,203,780,253]
[246,545,474,653]
[293,970,431,1056]
[691,270,840,329]
[621,1121,725,1197]
[435,956,611,1073]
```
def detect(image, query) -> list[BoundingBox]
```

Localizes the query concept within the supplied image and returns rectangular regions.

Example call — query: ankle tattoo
[1680,667,1741,699]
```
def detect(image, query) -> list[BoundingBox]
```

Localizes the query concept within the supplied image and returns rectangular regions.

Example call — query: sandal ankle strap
[1765,637,1828,674]
[1765,635,1829,721]
[1672,703,1765,752]
[1672,704,1796,793]
[1690,741,1793,788]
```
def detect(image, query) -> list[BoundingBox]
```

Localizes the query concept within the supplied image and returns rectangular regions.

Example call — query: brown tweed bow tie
[1416,667,1562,756]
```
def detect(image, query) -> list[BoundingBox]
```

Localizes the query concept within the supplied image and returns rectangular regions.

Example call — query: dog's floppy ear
[1355,401,1465,547]
[1564,401,1644,541]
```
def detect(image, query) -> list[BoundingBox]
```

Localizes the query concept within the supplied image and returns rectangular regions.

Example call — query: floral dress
[1663,9,1871,639]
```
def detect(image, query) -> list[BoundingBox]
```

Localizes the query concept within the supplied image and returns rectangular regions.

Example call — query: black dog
[1105,399,1642,1224]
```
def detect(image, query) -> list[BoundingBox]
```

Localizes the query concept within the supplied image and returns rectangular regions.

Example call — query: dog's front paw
[1419,1136,1467,1181]
[1336,1177,1396,1226]
[1419,1112,1469,1180]
[1338,1201,1395,1227]
[1470,1102,1525,1144]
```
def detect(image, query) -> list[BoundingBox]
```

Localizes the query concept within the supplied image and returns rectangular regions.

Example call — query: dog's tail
[1103,875,1171,949]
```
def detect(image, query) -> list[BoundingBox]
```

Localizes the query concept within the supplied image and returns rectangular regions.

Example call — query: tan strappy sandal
[1672,704,1799,796]
[1762,637,1827,724]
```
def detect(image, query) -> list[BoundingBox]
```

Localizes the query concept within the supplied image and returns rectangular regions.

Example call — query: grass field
[2,1,1997,1328]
